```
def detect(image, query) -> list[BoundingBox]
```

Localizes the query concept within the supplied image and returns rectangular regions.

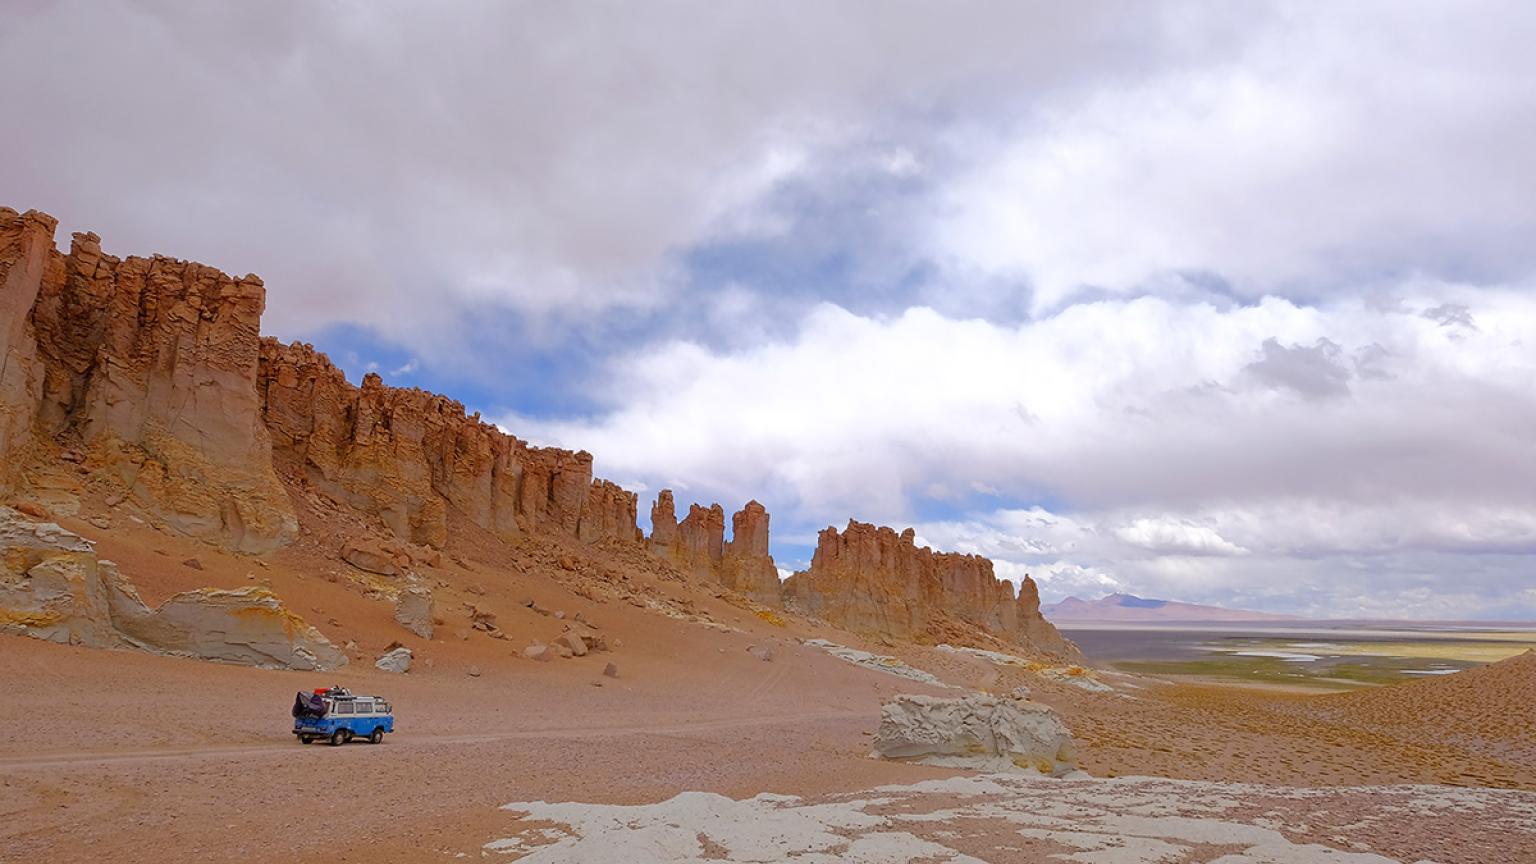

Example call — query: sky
[4,1,1535,619]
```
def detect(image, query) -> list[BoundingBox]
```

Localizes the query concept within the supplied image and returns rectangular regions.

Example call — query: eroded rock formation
[258,339,639,548]
[783,520,1079,658]
[0,507,344,669]
[0,209,296,552]
[649,492,782,605]
[719,501,782,605]
[873,693,1078,776]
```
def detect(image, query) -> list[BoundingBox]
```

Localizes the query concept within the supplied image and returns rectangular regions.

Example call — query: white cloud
[932,5,1536,311]
[512,286,1536,618]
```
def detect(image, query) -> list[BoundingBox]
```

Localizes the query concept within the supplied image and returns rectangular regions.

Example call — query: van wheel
[369,728,385,744]
[299,736,313,745]
[330,729,347,746]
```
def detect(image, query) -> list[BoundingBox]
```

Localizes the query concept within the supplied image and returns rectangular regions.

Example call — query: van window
[355,701,373,714]
[336,702,353,715]
[377,702,390,714]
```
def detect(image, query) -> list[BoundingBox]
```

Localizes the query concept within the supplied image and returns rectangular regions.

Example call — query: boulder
[603,662,619,678]
[341,541,401,577]
[873,693,1077,776]
[0,507,120,647]
[556,633,588,657]
[746,644,774,662]
[523,643,553,662]
[375,645,413,673]
[393,584,435,639]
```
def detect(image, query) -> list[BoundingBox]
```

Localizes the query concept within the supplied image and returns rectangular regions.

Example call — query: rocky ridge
[783,520,1080,659]
[1,206,1075,660]
[259,338,639,550]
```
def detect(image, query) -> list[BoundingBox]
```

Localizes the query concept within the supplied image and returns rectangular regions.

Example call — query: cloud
[509,286,1536,618]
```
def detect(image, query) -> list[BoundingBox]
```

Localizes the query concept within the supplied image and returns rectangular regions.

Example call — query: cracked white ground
[487,774,1536,864]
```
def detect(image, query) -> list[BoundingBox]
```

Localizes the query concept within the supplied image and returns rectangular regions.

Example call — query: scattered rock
[469,607,498,632]
[88,516,111,530]
[467,665,482,677]
[553,610,567,620]
[873,693,1077,776]
[181,557,204,571]
[746,644,774,662]
[557,644,574,659]
[556,633,588,657]
[603,662,619,678]
[375,645,413,673]
[523,643,553,662]
[465,583,486,596]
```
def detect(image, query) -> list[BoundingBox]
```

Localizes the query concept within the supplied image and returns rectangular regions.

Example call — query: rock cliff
[648,492,782,605]
[258,339,639,549]
[783,520,1078,658]
[0,208,297,552]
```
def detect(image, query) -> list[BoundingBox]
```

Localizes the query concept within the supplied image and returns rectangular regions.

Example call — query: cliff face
[0,209,295,553]
[258,339,639,549]
[783,520,1078,658]
[647,492,782,605]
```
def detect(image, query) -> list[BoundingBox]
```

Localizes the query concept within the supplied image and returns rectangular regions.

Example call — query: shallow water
[1062,625,1534,687]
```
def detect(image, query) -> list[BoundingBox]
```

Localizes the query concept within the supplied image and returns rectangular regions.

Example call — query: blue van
[292,686,394,745]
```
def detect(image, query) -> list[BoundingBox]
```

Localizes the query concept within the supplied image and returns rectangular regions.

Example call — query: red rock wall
[258,339,638,548]
[0,209,295,552]
[782,520,1077,657]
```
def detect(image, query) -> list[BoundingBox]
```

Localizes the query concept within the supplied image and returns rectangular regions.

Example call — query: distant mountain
[1041,593,1298,623]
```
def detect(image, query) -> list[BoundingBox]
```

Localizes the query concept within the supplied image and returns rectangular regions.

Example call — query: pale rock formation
[106,582,346,671]
[0,210,296,552]
[802,639,947,686]
[258,339,640,549]
[0,505,120,646]
[523,642,553,662]
[393,584,435,639]
[0,507,343,670]
[783,520,1079,659]
[873,693,1077,775]
[375,645,413,673]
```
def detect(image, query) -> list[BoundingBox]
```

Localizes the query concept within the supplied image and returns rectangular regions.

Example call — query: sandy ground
[3,492,1534,863]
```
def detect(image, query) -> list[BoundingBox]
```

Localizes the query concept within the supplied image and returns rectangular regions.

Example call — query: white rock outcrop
[393,583,434,639]
[375,645,413,673]
[873,693,1077,775]
[0,506,345,670]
